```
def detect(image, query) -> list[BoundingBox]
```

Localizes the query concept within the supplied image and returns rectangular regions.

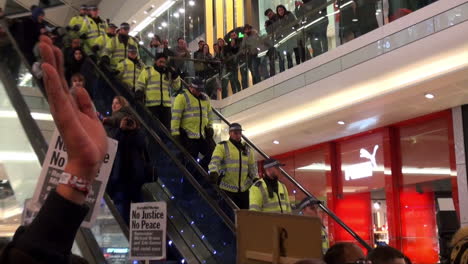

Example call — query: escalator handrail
[140,45,240,211]
[0,18,132,242]
[85,58,237,233]
[212,108,373,251]
[140,42,372,250]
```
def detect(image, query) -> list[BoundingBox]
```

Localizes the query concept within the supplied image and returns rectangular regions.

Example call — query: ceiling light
[161,22,167,27]
[424,93,435,99]
[151,5,155,8]
[337,121,345,125]
[132,20,137,24]
[147,32,154,38]
[174,12,179,18]
[352,18,358,22]
[144,10,148,14]
[139,41,144,45]
[179,8,185,13]
[273,140,280,145]
[158,26,162,30]
[188,0,195,6]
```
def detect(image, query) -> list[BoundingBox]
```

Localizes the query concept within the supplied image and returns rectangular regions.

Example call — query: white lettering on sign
[344,145,379,181]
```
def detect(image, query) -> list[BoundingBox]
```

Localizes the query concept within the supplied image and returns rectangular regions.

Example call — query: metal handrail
[212,107,373,251]
[86,58,237,233]
[139,40,372,249]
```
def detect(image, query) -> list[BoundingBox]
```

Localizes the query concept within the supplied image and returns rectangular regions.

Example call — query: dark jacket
[9,16,45,64]
[224,38,242,71]
[295,0,328,27]
[276,5,298,51]
[0,190,89,264]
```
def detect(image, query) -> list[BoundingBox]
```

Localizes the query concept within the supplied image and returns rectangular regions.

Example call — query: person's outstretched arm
[0,35,107,264]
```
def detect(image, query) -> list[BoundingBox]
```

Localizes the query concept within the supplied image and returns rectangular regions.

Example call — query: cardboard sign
[31,129,118,228]
[130,202,167,260]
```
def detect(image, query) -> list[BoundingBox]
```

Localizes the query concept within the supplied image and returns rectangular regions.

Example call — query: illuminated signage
[344,145,379,181]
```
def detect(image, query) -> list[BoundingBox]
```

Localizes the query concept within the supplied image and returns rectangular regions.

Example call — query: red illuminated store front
[272,110,460,264]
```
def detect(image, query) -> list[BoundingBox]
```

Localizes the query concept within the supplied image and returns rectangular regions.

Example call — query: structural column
[452,106,468,226]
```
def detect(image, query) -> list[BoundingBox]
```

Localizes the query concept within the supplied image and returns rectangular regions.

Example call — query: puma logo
[359,145,379,168]
[344,145,379,181]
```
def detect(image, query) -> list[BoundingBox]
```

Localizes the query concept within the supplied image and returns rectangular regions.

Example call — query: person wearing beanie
[135,52,181,129]
[249,158,291,213]
[9,6,46,64]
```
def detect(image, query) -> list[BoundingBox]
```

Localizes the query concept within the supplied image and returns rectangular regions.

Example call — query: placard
[130,202,167,260]
[31,129,118,228]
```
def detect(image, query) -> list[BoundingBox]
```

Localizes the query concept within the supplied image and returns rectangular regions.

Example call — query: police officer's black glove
[111,70,120,76]
[208,172,219,184]
[73,25,80,32]
[79,33,87,40]
[99,55,111,69]
[65,26,71,31]
[135,90,145,103]
[169,67,180,79]
[92,45,100,53]
[172,135,182,146]
[205,127,214,138]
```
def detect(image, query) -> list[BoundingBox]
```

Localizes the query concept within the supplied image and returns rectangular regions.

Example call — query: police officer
[67,5,88,39]
[250,158,291,213]
[93,23,117,57]
[79,5,108,55]
[208,123,258,209]
[102,22,139,69]
[171,78,215,170]
[116,45,145,92]
[135,53,181,129]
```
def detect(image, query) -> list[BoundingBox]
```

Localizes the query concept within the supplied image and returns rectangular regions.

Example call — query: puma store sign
[344,145,379,181]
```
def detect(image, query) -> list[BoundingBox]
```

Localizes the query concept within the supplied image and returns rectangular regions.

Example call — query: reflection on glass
[399,114,458,263]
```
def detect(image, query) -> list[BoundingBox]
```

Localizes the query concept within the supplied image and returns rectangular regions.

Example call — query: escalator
[1,16,373,263]
[1,19,238,264]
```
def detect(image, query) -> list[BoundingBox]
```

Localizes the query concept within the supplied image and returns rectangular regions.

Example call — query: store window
[398,113,458,263]
[334,132,386,249]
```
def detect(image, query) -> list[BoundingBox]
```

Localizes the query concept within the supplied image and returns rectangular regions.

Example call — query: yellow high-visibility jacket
[79,16,108,52]
[116,58,145,91]
[249,178,291,213]
[171,89,213,139]
[93,33,113,57]
[135,67,181,107]
[208,140,258,193]
[102,35,139,68]
[67,15,87,39]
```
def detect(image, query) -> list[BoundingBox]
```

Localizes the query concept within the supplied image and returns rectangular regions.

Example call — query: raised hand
[38,35,107,202]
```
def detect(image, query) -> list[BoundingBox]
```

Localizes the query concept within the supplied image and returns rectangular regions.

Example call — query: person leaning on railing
[294,0,329,58]
[115,45,146,93]
[78,5,108,56]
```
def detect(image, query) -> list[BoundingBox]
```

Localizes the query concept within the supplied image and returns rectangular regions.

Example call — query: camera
[126,118,135,127]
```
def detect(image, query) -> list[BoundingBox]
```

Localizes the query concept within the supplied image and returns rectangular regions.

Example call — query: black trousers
[181,135,215,171]
[148,105,171,130]
[224,190,250,209]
